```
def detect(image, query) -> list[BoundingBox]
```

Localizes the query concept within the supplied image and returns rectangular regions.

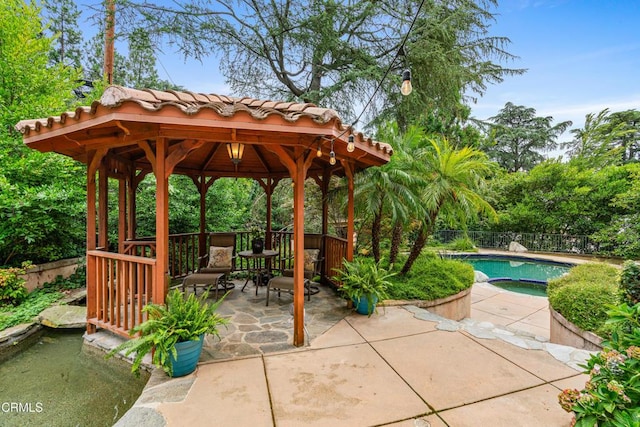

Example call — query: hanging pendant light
[226,143,244,165]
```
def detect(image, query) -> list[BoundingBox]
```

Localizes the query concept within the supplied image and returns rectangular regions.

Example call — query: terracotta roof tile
[15,85,392,156]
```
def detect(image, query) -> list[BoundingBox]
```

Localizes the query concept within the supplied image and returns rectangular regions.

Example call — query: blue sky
[470,0,640,145]
[93,1,640,147]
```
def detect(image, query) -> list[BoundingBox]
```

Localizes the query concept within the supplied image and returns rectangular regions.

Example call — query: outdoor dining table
[238,249,278,293]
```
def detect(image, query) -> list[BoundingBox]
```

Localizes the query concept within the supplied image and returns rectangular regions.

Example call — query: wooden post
[155,138,168,304]
[86,149,106,334]
[292,155,306,346]
[265,179,273,249]
[118,179,126,253]
[98,165,108,250]
[342,160,355,261]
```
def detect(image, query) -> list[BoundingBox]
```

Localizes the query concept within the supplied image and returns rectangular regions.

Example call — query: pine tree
[42,0,83,69]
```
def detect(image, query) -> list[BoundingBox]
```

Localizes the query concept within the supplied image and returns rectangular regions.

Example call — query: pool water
[463,257,571,296]
[0,330,148,427]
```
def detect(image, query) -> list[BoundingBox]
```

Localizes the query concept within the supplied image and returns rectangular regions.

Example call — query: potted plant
[335,258,394,316]
[107,289,228,377]
[248,223,265,254]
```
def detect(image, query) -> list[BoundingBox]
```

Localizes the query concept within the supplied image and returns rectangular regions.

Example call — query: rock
[474,270,490,283]
[38,305,86,329]
[508,241,528,253]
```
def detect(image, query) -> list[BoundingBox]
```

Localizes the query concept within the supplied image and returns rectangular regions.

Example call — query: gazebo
[15,86,392,346]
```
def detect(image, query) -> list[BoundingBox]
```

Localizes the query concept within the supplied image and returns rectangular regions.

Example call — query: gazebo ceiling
[16,86,392,179]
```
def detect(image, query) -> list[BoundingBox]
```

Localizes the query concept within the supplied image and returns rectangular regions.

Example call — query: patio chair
[266,234,323,305]
[281,234,323,291]
[196,232,237,291]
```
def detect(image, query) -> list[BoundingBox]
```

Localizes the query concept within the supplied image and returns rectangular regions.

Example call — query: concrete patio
[108,278,593,427]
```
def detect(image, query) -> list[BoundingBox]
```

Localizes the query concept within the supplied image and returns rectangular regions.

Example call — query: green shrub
[548,263,621,335]
[619,260,640,305]
[387,254,474,301]
[0,262,31,306]
[446,237,477,252]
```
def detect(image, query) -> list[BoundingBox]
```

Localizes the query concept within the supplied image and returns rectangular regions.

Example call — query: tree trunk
[400,225,427,275]
[371,203,383,263]
[389,222,403,264]
[401,208,439,275]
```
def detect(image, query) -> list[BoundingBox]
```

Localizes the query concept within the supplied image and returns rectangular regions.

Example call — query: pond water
[0,330,148,427]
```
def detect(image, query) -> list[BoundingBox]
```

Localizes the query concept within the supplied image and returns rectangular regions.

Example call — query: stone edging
[549,306,603,351]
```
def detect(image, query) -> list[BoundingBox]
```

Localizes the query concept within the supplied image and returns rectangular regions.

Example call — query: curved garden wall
[549,306,603,351]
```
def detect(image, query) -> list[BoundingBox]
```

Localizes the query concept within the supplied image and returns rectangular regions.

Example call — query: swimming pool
[453,255,572,296]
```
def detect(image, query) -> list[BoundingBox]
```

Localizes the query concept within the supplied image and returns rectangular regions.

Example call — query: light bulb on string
[347,135,355,152]
[329,151,336,165]
[401,69,412,96]
[316,144,322,157]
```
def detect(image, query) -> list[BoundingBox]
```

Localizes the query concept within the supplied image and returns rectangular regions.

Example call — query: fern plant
[335,257,394,316]
[107,289,228,376]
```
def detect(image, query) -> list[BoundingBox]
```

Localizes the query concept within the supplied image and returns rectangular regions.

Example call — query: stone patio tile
[491,292,549,310]
[371,330,543,410]
[309,319,366,349]
[437,384,573,427]
[508,320,550,339]
[471,283,500,299]
[551,374,590,392]
[471,307,517,326]
[467,334,580,381]
[518,307,551,328]
[158,357,272,427]
[471,297,541,321]
[264,344,428,427]
[384,414,448,427]
[345,306,437,341]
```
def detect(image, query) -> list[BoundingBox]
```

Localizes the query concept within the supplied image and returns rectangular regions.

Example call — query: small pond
[0,330,148,427]
[453,255,573,296]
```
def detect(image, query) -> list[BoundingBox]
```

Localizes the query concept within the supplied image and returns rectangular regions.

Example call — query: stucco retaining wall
[384,287,471,321]
[550,306,603,351]
[21,257,82,292]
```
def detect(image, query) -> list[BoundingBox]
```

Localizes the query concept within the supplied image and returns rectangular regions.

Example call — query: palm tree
[353,130,422,262]
[400,136,496,274]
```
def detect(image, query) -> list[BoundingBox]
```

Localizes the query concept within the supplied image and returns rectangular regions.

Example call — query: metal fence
[434,230,601,255]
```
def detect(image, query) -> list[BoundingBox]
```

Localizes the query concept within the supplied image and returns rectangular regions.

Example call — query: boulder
[508,241,528,253]
[474,270,490,283]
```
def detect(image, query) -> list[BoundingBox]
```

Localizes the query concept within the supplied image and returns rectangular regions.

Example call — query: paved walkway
[108,277,594,427]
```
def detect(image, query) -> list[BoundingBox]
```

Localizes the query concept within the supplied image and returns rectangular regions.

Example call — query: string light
[401,70,412,96]
[318,0,424,163]
[316,143,323,157]
[347,135,355,152]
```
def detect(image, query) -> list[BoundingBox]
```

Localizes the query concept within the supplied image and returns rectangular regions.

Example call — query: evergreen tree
[42,0,83,69]
[483,102,572,172]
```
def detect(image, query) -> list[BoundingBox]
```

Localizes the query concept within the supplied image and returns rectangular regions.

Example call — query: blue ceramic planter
[353,295,378,315]
[169,334,205,377]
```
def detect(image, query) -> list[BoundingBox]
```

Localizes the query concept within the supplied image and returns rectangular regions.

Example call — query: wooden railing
[324,235,348,286]
[87,250,157,338]
[88,231,347,336]
[168,232,200,278]
[123,240,156,258]
[131,230,346,284]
